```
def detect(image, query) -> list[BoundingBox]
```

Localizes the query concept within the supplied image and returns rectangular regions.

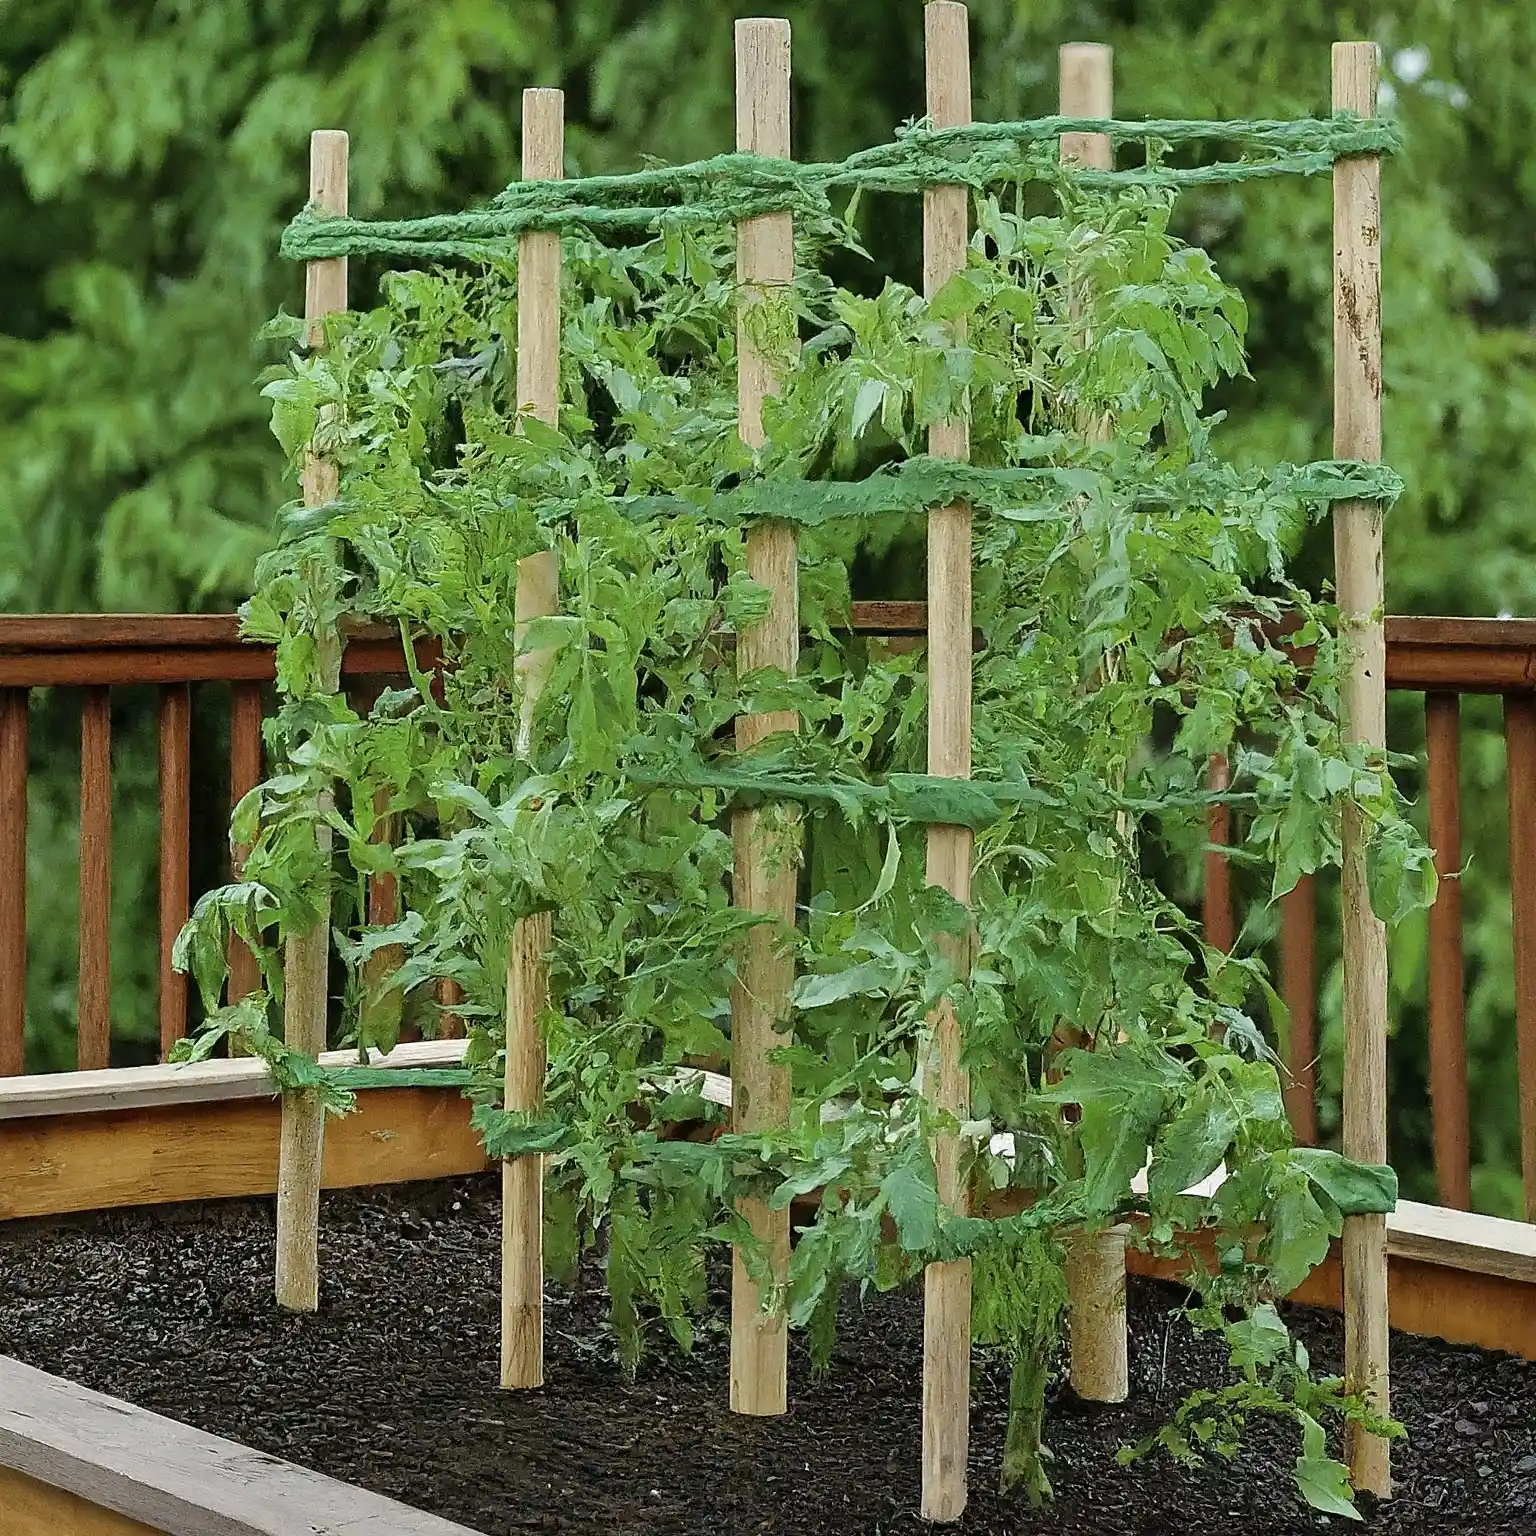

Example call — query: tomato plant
[177,159,1424,1515]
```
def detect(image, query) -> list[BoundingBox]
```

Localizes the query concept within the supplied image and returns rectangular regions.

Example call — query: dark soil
[1,1177,1532,1535]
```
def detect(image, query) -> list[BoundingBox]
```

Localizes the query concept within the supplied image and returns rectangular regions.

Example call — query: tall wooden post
[275,128,347,1313]
[728,16,796,1420]
[1057,39,1131,1409]
[502,87,565,1392]
[920,3,973,1521]
[1332,40,1391,1499]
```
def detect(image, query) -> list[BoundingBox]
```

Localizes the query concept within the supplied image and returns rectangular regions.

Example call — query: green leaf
[881,1145,942,1252]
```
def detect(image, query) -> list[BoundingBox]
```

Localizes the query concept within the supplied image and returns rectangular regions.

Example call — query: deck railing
[2,610,1532,1219]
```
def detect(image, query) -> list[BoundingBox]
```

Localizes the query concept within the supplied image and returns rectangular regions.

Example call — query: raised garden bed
[3,1176,1533,1534]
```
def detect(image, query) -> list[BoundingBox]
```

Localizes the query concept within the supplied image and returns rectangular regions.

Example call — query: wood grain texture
[1057,34,1130,1412]
[0,1354,481,1535]
[1058,43,1112,168]
[0,1465,157,1536]
[502,86,565,1394]
[157,684,191,1060]
[1065,1227,1129,1402]
[225,681,264,1006]
[729,14,796,1422]
[1424,693,1470,1209]
[0,688,27,1076]
[276,128,348,1316]
[1332,39,1390,1498]
[1280,875,1319,1144]
[77,686,112,1071]
[502,908,550,1390]
[0,1087,487,1222]
[1505,692,1536,1222]
[0,1037,471,1121]
[920,4,973,1522]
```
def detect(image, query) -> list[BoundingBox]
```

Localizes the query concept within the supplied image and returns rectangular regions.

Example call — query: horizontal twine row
[281,113,1402,262]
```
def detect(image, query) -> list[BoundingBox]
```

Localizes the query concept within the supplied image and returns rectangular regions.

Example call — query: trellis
[244,3,1397,1521]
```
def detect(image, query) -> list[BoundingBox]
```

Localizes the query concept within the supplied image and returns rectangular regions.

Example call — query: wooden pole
[1058,38,1129,1409]
[728,15,796,1420]
[274,128,347,1314]
[1425,692,1470,1209]
[1204,754,1236,953]
[1504,693,1536,1221]
[77,686,112,1071]
[157,683,191,1060]
[920,4,972,1521]
[0,689,28,1076]
[1280,875,1319,1144]
[1332,40,1390,1498]
[501,86,564,1392]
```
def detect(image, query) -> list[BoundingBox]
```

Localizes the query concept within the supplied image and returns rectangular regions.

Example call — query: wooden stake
[501,86,564,1393]
[1057,38,1129,1409]
[275,128,347,1314]
[920,4,972,1521]
[729,15,796,1420]
[1425,692,1470,1209]
[1332,40,1391,1498]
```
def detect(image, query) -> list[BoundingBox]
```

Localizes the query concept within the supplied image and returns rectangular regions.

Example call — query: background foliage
[3,0,1535,1214]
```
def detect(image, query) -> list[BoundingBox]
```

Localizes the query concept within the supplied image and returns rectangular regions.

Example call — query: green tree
[3,0,1534,1211]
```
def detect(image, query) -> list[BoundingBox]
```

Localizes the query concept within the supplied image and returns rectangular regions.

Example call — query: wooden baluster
[1280,876,1319,1144]
[1425,692,1471,1209]
[1332,40,1390,1496]
[921,5,974,1521]
[158,683,192,1060]
[436,977,464,1040]
[0,688,27,1075]
[226,681,264,1006]
[1504,692,1536,1222]
[1204,752,1236,953]
[728,16,797,1421]
[77,687,113,1070]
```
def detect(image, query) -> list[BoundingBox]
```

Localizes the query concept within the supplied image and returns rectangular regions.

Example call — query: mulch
[1,1174,1532,1534]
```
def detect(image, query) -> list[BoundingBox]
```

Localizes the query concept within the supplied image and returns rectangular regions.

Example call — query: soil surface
[1,1176,1532,1535]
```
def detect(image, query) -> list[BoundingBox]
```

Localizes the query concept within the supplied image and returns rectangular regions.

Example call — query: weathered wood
[1505,691,1536,1221]
[729,14,796,1422]
[275,127,348,1316]
[0,687,27,1076]
[502,86,564,1394]
[0,1086,487,1223]
[225,681,264,1006]
[0,1037,470,1120]
[0,1355,482,1535]
[920,5,973,1521]
[78,686,113,1071]
[157,683,192,1060]
[1424,692,1470,1209]
[1057,40,1129,1410]
[1203,753,1235,952]
[1280,875,1319,1144]
[1332,40,1391,1498]
[0,1465,157,1536]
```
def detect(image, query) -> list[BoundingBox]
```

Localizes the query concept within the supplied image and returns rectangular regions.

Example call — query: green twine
[282,113,1401,262]
[595,456,1402,531]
